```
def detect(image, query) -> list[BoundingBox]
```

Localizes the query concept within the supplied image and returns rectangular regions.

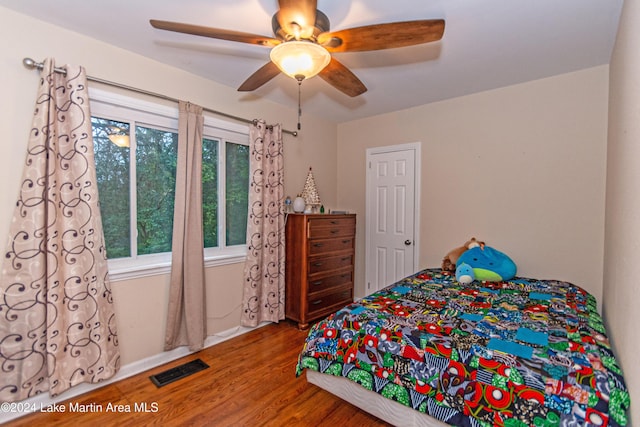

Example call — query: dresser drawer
[307,288,353,318]
[308,270,353,294]
[308,237,354,255]
[307,217,355,239]
[308,254,353,275]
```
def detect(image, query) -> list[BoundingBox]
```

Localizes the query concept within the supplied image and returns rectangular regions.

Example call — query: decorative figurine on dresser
[285,213,356,329]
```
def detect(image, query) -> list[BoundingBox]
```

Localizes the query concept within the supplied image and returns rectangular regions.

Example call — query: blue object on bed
[457,245,517,281]
[296,268,630,426]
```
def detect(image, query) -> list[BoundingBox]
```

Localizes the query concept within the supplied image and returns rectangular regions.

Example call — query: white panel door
[365,144,419,294]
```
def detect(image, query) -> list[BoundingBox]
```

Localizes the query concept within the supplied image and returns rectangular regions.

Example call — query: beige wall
[0,7,338,366]
[337,66,609,303]
[605,0,640,424]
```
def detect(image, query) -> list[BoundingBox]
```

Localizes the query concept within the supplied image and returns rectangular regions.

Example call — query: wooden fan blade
[318,57,367,97]
[277,0,317,39]
[150,19,280,47]
[237,61,281,92]
[318,19,445,53]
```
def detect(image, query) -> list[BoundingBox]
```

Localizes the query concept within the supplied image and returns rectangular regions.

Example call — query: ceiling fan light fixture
[108,134,130,148]
[270,40,330,80]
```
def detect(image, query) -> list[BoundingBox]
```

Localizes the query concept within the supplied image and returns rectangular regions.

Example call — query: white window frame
[89,88,249,281]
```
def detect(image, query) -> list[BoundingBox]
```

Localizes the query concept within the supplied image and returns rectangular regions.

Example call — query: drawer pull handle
[342,240,350,244]
[313,262,324,267]
[311,280,323,286]
[313,243,324,247]
[311,299,323,305]
[330,229,339,234]
[330,220,338,224]
[341,257,350,262]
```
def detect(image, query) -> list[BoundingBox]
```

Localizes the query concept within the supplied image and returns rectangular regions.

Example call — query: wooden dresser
[285,213,356,329]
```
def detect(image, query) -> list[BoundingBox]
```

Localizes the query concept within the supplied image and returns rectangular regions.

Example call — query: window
[90,89,250,280]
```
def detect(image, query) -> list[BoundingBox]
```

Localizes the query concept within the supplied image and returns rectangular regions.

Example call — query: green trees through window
[226,142,249,246]
[92,117,131,258]
[202,138,218,249]
[92,115,249,262]
[136,126,178,255]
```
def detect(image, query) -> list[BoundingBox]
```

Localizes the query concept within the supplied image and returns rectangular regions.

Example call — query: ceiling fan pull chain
[297,77,303,130]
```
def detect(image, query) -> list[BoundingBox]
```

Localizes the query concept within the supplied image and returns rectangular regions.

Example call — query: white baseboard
[0,322,270,424]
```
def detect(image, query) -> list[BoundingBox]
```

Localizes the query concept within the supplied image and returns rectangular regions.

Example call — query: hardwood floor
[4,321,391,426]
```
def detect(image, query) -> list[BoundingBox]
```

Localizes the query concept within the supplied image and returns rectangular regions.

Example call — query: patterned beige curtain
[0,58,120,402]
[164,101,206,351]
[241,120,285,327]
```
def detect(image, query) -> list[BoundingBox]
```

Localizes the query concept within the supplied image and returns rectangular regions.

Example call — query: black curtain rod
[22,57,298,137]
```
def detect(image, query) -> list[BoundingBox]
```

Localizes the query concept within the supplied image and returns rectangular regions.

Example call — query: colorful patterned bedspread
[296,269,630,426]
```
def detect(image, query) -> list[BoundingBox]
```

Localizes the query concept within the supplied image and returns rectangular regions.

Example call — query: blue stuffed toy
[456,246,516,281]
[455,263,475,284]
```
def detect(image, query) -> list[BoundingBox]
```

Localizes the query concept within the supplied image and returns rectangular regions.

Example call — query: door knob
[404,240,412,246]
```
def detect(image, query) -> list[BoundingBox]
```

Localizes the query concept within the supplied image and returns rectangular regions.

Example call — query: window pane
[202,138,218,248]
[92,117,131,259]
[226,142,249,246]
[136,126,178,255]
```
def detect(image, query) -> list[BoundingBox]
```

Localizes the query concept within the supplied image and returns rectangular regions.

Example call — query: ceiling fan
[150,0,445,97]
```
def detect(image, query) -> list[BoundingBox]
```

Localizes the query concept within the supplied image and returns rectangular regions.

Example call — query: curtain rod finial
[23,58,40,70]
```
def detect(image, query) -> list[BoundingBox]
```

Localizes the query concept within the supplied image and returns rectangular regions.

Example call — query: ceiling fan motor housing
[272,9,330,41]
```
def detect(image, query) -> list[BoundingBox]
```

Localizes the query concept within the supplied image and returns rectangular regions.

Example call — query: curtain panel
[241,120,285,327]
[164,101,206,351]
[0,58,119,402]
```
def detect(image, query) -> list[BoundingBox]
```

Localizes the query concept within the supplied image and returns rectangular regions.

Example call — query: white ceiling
[0,0,623,123]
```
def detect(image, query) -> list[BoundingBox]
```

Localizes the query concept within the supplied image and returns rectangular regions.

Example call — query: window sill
[107,251,247,282]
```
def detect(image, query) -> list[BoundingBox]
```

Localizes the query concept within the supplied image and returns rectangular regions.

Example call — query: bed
[296,268,630,426]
